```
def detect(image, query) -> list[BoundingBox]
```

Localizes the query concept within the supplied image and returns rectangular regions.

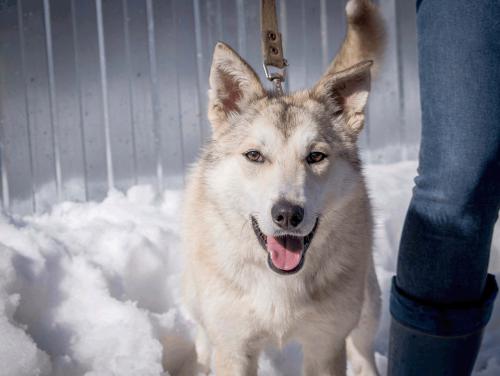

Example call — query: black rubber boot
[388,319,483,376]
[387,275,498,376]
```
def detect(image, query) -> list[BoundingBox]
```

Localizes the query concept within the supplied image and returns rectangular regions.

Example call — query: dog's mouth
[251,216,319,275]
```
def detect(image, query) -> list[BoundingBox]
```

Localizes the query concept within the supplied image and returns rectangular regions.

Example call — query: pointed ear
[312,60,372,136]
[208,42,266,128]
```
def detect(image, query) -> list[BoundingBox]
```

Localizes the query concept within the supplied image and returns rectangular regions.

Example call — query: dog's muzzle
[251,216,319,275]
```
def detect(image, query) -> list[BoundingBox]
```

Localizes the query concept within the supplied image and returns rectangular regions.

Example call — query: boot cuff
[390,274,498,336]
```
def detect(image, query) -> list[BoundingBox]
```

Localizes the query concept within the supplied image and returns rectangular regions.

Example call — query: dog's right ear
[208,42,265,131]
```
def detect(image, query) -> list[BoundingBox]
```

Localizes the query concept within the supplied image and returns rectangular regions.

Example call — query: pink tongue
[266,236,304,271]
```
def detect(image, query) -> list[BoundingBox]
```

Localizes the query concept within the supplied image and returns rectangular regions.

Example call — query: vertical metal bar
[278,0,289,92]
[43,0,62,201]
[146,0,163,192]
[171,0,185,183]
[395,0,405,160]
[17,0,36,213]
[206,0,215,52]
[0,3,8,210]
[194,3,204,154]
[174,0,203,163]
[122,0,138,185]
[319,0,328,71]
[193,0,203,58]
[236,0,246,55]
[70,0,89,201]
[95,0,114,190]
[215,0,223,41]
[0,117,8,211]
[193,0,208,140]
[279,0,287,46]
[193,1,204,147]
[300,0,308,84]
[394,0,420,160]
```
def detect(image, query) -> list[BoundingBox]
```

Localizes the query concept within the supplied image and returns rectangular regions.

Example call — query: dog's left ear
[312,60,372,136]
[208,42,266,130]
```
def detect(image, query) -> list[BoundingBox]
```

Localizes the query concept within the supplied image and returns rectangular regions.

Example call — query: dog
[181,0,385,374]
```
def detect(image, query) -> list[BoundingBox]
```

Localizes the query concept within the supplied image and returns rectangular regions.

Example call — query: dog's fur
[182,1,385,375]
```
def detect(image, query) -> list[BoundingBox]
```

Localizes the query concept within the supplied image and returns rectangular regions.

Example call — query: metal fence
[0,0,420,214]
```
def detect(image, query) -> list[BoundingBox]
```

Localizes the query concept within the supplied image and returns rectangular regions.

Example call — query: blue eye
[244,150,265,163]
[306,152,327,164]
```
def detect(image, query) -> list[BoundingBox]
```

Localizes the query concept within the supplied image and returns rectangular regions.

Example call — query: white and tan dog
[182,0,385,375]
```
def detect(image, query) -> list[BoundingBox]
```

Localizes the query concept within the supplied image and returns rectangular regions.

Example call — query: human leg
[388,0,500,374]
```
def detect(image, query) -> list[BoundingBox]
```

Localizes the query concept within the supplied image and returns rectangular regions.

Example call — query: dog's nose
[271,200,304,230]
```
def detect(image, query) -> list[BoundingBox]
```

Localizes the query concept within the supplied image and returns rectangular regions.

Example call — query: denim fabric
[391,275,498,337]
[388,1,500,374]
[388,0,500,376]
[392,0,500,328]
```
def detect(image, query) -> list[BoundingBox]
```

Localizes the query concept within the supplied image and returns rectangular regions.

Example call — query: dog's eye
[306,152,327,164]
[244,150,264,163]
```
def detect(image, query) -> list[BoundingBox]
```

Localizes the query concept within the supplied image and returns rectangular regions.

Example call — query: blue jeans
[389,0,500,374]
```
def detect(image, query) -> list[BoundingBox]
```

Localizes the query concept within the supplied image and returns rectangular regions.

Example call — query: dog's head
[202,42,371,275]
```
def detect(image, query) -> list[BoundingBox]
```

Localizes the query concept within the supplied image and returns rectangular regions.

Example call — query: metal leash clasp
[261,0,288,95]
[263,61,288,96]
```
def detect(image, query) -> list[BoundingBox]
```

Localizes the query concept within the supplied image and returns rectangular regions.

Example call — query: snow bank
[0,187,180,375]
[0,162,498,375]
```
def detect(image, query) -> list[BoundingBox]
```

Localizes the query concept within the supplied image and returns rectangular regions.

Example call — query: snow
[0,161,498,376]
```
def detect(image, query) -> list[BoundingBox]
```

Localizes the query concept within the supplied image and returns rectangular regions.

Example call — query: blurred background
[0,0,420,214]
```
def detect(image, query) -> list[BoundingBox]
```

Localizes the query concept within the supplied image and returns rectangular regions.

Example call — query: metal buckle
[263,62,287,96]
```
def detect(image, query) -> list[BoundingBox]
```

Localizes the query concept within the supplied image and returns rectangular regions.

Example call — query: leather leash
[261,0,287,95]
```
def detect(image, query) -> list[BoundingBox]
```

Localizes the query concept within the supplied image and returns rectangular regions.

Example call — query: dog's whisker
[239,218,250,238]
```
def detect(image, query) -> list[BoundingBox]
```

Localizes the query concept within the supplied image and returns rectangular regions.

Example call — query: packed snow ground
[0,161,499,376]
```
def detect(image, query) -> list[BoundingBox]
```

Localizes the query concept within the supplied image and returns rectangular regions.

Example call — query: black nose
[271,200,304,230]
